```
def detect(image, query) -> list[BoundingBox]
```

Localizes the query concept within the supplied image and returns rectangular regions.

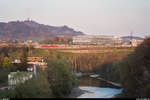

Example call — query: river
[76,76,123,98]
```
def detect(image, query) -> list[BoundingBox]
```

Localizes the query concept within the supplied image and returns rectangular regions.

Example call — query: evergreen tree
[20,48,28,71]
[120,37,150,97]
[47,59,75,97]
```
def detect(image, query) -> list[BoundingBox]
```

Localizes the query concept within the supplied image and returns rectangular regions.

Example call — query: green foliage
[111,61,121,82]
[20,48,28,71]
[41,36,73,44]
[2,57,12,69]
[0,45,135,98]
[8,71,53,98]
[69,41,73,44]
[0,90,13,98]
[47,59,76,97]
[0,69,9,87]
[144,83,150,97]
[1,47,9,57]
[93,60,122,85]
[119,37,150,97]
[0,53,5,66]
[0,45,133,73]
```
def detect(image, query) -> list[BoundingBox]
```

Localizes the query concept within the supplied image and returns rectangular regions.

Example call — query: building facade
[27,57,47,70]
[73,35,122,45]
[130,39,143,47]
[8,71,33,86]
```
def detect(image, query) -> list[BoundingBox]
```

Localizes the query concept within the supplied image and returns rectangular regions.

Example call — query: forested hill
[0,20,84,40]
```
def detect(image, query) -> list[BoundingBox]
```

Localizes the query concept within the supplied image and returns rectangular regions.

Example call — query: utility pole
[5,26,9,41]
[130,31,133,47]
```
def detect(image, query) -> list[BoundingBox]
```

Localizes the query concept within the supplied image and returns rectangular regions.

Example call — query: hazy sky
[0,0,150,37]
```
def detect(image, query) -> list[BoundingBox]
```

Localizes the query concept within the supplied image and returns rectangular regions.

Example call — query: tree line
[0,46,78,98]
[93,37,150,98]
[40,36,72,44]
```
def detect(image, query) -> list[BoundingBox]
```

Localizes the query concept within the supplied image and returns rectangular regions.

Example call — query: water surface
[78,76,122,98]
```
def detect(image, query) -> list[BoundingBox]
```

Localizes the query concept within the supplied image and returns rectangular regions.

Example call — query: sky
[0,0,150,38]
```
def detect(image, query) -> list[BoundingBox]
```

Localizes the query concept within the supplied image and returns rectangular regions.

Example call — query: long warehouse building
[73,35,122,45]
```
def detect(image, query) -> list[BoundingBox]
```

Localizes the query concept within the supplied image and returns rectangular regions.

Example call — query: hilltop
[121,36,144,43]
[0,20,84,40]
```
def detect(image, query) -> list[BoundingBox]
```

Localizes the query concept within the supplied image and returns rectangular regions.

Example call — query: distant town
[0,35,144,49]
[0,0,150,98]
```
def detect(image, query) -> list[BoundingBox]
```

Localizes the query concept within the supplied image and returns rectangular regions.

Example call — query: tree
[1,47,9,57]
[20,48,28,71]
[46,59,75,97]
[0,69,9,87]
[7,70,53,98]
[2,57,12,69]
[120,37,150,97]
[0,53,5,67]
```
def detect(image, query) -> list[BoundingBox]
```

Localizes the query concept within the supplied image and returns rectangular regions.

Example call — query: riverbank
[66,86,123,98]
[89,74,122,88]
[113,93,123,98]
[78,86,122,98]
[65,87,85,98]
[66,74,123,98]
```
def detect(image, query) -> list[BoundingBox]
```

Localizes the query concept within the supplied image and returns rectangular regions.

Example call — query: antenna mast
[130,31,133,40]
[5,26,9,41]
[130,31,133,47]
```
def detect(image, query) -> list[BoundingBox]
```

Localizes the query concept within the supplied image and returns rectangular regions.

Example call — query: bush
[46,59,76,97]
[7,70,53,98]
[0,69,9,87]
[120,37,150,97]
[93,61,121,83]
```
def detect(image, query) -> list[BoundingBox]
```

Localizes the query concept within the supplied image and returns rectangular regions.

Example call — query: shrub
[8,70,53,98]
[120,37,150,97]
[46,59,76,97]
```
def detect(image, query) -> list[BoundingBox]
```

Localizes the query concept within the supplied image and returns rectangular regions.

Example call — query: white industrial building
[73,35,122,45]
[8,71,33,86]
